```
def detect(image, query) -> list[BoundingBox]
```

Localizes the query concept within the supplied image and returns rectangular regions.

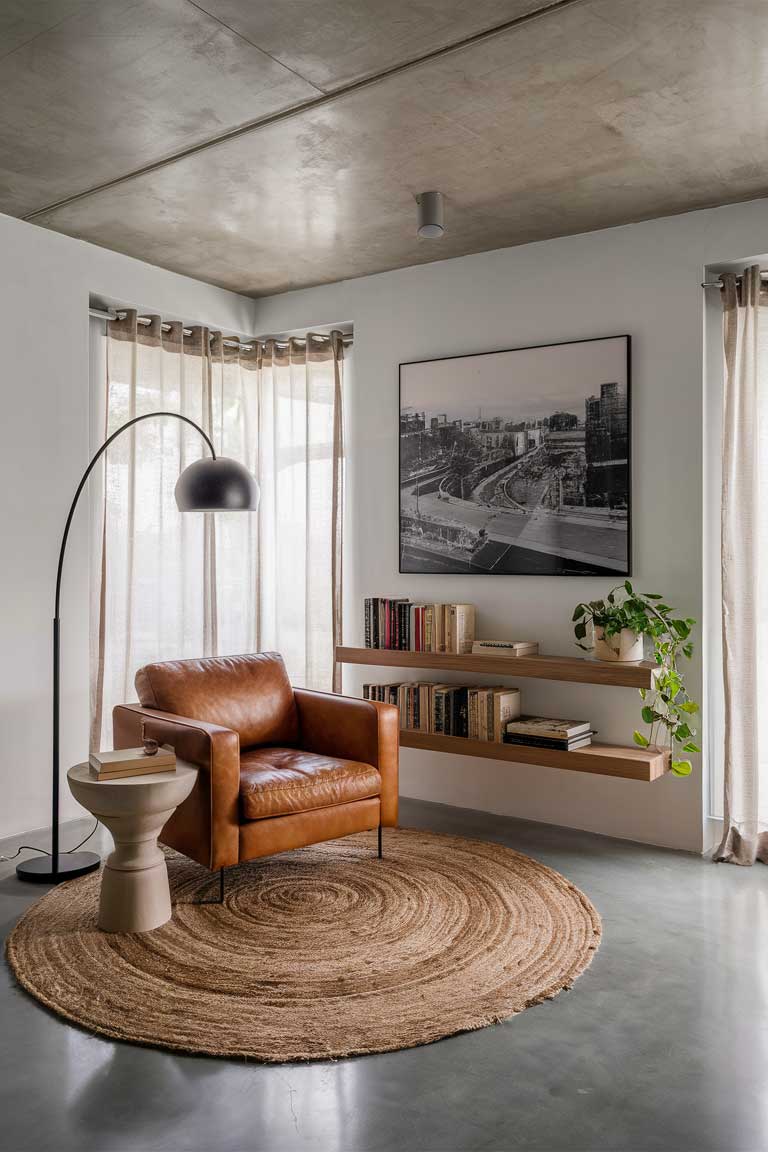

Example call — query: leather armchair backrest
[135,652,299,748]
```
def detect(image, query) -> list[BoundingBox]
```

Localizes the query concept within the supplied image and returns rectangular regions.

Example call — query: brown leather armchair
[113,653,399,879]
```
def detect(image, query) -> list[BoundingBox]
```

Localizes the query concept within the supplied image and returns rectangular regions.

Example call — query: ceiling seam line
[182,0,327,95]
[22,0,589,222]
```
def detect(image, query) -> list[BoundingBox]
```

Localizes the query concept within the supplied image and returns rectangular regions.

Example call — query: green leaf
[575,621,588,640]
[681,741,700,753]
[572,604,586,621]
[674,723,691,741]
[633,730,649,748]
[639,688,647,701]
[641,706,655,724]
[671,759,693,777]
[679,701,699,714]
[624,580,634,595]
[642,592,663,599]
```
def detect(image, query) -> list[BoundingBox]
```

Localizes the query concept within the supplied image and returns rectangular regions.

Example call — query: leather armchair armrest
[113,703,240,869]
[293,689,399,826]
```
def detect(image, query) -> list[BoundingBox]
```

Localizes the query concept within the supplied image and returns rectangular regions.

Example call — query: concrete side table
[67,761,198,933]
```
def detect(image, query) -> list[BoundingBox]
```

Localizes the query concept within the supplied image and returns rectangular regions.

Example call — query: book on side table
[89,745,177,780]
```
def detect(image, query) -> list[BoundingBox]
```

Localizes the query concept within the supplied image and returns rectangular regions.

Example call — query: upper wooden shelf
[336,646,658,689]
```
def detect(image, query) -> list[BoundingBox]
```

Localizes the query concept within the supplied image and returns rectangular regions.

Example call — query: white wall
[4,199,767,851]
[254,197,768,853]
[0,212,254,839]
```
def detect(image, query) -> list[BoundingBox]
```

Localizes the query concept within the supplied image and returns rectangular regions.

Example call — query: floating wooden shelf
[336,646,658,689]
[399,730,669,782]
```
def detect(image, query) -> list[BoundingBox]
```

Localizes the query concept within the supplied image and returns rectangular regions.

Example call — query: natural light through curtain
[716,268,768,864]
[92,314,344,749]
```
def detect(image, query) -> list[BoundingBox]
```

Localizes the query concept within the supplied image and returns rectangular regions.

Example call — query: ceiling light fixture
[416,191,444,238]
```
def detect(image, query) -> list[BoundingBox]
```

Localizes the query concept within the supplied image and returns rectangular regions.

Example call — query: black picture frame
[399,334,631,576]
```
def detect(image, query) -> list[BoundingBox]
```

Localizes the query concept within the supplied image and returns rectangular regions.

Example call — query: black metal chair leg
[193,866,225,904]
[378,824,383,859]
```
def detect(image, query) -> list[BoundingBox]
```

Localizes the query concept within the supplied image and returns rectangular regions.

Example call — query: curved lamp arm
[54,411,215,618]
[21,412,217,883]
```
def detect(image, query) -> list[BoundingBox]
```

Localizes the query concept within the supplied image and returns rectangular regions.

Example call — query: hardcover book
[89,745,176,780]
[492,688,522,742]
[504,716,592,740]
[503,732,594,750]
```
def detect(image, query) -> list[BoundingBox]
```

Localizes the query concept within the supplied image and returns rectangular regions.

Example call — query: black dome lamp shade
[16,411,258,885]
[175,456,260,512]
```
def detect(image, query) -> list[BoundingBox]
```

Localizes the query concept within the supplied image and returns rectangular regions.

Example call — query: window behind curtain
[713,268,768,864]
[91,313,345,750]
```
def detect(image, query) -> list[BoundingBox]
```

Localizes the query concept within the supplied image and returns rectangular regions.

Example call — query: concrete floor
[1,799,765,1152]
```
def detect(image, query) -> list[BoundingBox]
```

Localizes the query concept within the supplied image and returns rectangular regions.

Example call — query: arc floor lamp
[17,411,260,884]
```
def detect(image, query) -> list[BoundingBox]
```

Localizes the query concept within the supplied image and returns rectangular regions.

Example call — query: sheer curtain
[92,313,345,749]
[716,268,768,865]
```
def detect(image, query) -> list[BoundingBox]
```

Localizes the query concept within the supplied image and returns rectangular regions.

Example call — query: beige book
[89,744,176,780]
[433,605,445,653]
[448,603,476,654]
[476,688,487,741]
[423,605,433,652]
[419,683,431,732]
[472,640,539,657]
[492,688,522,742]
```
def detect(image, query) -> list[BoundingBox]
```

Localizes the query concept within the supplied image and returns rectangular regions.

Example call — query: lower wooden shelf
[398,729,669,781]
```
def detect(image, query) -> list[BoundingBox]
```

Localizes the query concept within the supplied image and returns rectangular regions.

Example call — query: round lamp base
[16,852,101,884]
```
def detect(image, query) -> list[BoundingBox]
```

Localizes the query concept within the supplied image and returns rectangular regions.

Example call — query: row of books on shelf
[364,598,476,653]
[362,682,593,749]
[363,597,539,658]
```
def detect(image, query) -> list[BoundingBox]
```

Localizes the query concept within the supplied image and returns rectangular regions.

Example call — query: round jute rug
[7,829,601,1062]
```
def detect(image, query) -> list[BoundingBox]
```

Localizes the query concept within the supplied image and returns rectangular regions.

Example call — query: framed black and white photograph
[399,335,631,575]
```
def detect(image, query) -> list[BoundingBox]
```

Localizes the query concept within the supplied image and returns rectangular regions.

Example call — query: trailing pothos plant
[572,581,699,777]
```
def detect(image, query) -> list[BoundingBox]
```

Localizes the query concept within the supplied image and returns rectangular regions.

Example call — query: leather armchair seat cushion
[240,748,381,822]
[135,652,299,748]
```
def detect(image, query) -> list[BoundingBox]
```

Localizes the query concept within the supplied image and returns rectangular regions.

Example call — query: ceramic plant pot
[592,625,644,662]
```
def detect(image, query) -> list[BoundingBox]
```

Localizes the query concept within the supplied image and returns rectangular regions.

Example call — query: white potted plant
[572,582,699,776]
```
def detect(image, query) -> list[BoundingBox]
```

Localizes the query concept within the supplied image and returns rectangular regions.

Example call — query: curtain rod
[88,307,352,348]
[701,272,768,288]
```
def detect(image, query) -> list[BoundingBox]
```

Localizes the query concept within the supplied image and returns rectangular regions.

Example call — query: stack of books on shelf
[89,745,177,781]
[363,683,520,741]
[503,717,594,751]
[363,598,475,654]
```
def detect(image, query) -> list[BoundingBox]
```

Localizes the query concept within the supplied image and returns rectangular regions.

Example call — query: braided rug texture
[7,828,601,1062]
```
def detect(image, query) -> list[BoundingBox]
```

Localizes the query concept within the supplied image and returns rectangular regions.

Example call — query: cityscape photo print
[399,335,630,575]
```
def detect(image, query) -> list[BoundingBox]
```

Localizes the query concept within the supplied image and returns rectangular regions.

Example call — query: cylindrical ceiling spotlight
[416,191,444,238]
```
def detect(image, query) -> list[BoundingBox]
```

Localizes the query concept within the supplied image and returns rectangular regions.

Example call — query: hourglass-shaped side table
[67,761,198,933]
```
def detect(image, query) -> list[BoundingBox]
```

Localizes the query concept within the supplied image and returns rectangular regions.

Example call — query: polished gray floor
[1,800,765,1152]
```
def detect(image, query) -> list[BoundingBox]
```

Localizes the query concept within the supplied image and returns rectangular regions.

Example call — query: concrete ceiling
[2,0,767,296]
